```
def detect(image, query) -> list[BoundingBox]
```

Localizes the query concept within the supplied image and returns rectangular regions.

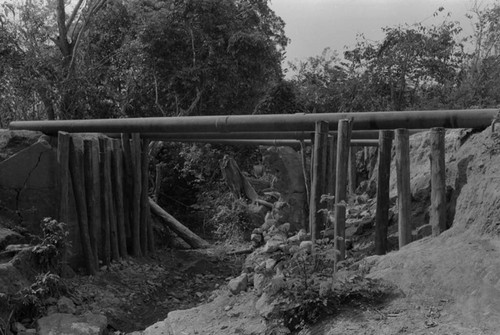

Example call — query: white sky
[270,0,487,68]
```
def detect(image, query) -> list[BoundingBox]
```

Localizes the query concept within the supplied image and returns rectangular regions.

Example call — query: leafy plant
[13,272,67,319]
[31,218,69,272]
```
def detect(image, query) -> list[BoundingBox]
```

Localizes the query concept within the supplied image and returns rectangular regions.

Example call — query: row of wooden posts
[308,120,447,260]
[57,132,154,275]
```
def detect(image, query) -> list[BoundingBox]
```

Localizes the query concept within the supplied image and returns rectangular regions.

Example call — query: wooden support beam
[430,127,447,236]
[348,146,357,195]
[131,133,142,257]
[327,135,337,214]
[334,119,352,261]
[309,121,329,243]
[83,139,100,269]
[375,130,394,255]
[69,137,97,275]
[395,129,412,247]
[99,138,111,265]
[57,132,70,224]
[121,133,133,239]
[140,138,150,256]
[112,139,128,258]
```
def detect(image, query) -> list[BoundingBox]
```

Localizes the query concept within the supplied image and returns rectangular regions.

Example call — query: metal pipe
[108,130,405,140]
[10,109,498,134]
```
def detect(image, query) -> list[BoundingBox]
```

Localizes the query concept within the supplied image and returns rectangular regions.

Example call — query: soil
[68,244,246,333]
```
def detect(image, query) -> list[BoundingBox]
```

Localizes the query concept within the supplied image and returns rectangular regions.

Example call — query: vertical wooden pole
[395,129,412,247]
[90,139,102,261]
[300,140,310,212]
[83,140,100,269]
[105,139,120,261]
[309,121,329,244]
[69,137,96,275]
[375,130,394,255]
[99,138,111,266]
[430,127,446,236]
[131,133,142,257]
[121,133,133,239]
[140,138,150,256]
[57,132,71,224]
[327,135,337,213]
[112,140,128,258]
[334,119,352,261]
[348,146,357,195]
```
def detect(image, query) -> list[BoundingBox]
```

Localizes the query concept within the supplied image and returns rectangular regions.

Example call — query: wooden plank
[83,139,100,268]
[149,198,210,249]
[69,136,97,275]
[140,138,150,256]
[395,129,412,247]
[334,119,352,261]
[99,138,111,265]
[327,135,337,211]
[57,132,71,224]
[309,121,329,244]
[430,127,447,236]
[104,139,120,261]
[90,139,102,261]
[375,130,394,255]
[131,133,142,256]
[121,133,133,238]
[112,139,128,258]
[348,147,357,195]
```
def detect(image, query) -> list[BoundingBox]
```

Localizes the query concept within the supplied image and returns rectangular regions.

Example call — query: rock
[11,321,26,333]
[250,232,263,247]
[36,313,107,335]
[0,262,29,295]
[288,229,308,244]
[0,228,23,250]
[277,222,291,234]
[265,258,277,270]
[255,292,276,319]
[253,273,268,296]
[141,319,173,335]
[228,273,248,295]
[57,296,76,314]
[299,241,313,253]
[416,224,433,240]
[262,235,286,253]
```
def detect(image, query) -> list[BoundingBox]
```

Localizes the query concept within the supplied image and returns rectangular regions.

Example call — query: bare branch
[66,0,85,31]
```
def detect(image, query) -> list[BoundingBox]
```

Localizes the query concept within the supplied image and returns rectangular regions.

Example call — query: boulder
[0,262,29,294]
[0,228,23,250]
[228,273,248,295]
[262,147,306,230]
[57,296,76,314]
[36,313,107,335]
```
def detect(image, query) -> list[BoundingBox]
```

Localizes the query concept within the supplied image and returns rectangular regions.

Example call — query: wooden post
[83,140,100,269]
[334,119,352,261]
[121,133,133,239]
[99,138,111,265]
[140,138,150,256]
[375,130,394,255]
[395,129,411,247]
[309,121,329,244]
[348,146,357,195]
[104,139,120,261]
[69,137,97,275]
[131,133,142,256]
[300,140,310,211]
[430,127,446,236]
[327,135,337,214]
[112,140,128,258]
[57,132,71,224]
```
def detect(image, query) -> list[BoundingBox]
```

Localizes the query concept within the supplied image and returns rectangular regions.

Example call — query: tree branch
[66,0,85,31]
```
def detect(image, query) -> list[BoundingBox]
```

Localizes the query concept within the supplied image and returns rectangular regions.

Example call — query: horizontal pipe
[10,109,497,134]
[146,138,379,147]
[106,130,391,140]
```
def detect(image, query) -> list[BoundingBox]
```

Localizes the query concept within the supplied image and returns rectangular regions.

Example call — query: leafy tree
[344,17,465,111]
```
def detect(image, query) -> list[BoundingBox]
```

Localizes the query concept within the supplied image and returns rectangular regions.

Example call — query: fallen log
[148,198,210,249]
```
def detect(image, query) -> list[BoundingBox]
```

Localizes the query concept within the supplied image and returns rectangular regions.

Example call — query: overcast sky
[270,0,483,69]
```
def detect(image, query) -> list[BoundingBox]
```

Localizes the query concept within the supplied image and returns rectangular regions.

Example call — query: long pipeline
[105,130,407,140]
[9,109,498,134]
